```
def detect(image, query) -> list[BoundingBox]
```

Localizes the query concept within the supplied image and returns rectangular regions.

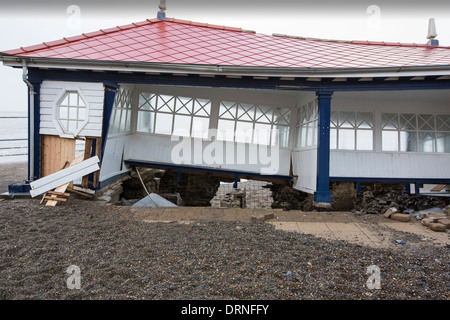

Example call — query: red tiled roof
[3,17,450,69]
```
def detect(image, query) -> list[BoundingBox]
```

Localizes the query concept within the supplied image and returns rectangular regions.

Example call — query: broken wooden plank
[44,154,85,206]
[30,156,100,198]
[46,190,71,197]
[43,196,68,202]
[430,184,447,192]
[72,185,95,195]
[81,138,94,188]
[67,187,93,198]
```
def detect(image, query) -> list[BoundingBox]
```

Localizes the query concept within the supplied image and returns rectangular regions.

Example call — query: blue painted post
[233,174,238,188]
[101,82,120,159]
[404,183,411,194]
[314,91,333,203]
[415,182,420,196]
[356,180,361,195]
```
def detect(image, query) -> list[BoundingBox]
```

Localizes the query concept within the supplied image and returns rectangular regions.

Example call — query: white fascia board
[3,56,450,79]
[30,156,100,197]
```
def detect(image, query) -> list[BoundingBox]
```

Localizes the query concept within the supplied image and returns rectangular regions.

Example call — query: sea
[0,111,28,164]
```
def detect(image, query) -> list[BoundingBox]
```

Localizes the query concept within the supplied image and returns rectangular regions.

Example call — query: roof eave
[2,54,450,79]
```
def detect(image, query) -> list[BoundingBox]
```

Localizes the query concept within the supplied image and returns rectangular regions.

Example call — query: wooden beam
[43,196,67,202]
[81,138,93,188]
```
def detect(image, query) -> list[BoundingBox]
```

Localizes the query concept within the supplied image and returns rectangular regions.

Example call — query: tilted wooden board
[30,156,100,198]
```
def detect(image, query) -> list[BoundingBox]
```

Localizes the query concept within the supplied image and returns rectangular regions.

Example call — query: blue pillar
[314,91,333,203]
[101,82,120,161]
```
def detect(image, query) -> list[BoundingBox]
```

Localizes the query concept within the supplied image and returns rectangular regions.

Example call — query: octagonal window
[58,91,87,135]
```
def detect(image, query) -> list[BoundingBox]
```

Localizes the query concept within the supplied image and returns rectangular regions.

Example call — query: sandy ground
[0,162,27,193]
[0,163,448,300]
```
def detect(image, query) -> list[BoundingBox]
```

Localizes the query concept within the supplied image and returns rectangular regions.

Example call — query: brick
[391,213,410,222]
[384,207,398,218]
[437,218,450,229]
[429,223,447,232]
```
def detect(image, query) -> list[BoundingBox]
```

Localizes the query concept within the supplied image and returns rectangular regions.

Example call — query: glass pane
[356,112,373,129]
[59,106,68,119]
[139,93,156,111]
[254,123,271,146]
[154,113,173,135]
[69,93,78,106]
[436,132,450,153]
[274,126,290,147]
[235,121,253,143]
[274,108,291,126]
[301,125,307,147]
[124,110,131,132]
[137,111,154,133]
[436,115,450,131]
[157,94,175,113]
[338,129,355,150]
[417,114,434,131]
[356,130,373,150]
[237,104,255,122]
[399,114,416,130]
[382,131,398,151]
[192,117,209,139]
[330,128,337,149]
[418,131,435,152]
[175,96,192,115]
[69,107,77,120]
[173,115,191,137]
[306,121,314,147]
[193,99,211,117]
[339,112,356,128]
[68,120,77,133]
[256,105,273,123]
[219,102,237,119]
[400,131,417,152]
[313,120,318,146]
[382,113,399,130]
[217,119,235,141]
[61,95,69,107]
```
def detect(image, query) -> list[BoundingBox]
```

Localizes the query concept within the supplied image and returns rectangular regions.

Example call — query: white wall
[128,133,291,176]
[40,80,104,137]
[292,148,317,193]
[99,134,132,182]
[330,90,450,179]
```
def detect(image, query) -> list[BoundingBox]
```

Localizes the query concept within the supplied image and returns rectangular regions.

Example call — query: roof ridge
[3,17,255,55]
[272,33,450,49]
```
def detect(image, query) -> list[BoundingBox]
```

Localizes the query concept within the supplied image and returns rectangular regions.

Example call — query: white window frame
[330,111,374,151]
[52,88,89,138]
[217,100,291,147]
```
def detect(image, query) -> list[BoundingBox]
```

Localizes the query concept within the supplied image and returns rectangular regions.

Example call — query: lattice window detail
[57,91,87,136]
[330,111,374,151]
[137,93,211,139]
[296,100,318,148]
[217,101,291,147]
[382,113,450,153]
[109,88,132,134]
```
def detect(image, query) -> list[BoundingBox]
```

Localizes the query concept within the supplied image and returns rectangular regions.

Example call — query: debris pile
[265,184,311,211]
[354,183,450,215]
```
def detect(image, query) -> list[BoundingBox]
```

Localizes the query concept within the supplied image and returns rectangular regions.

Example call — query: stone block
[384,207,398,219]
[251,212,275,222]
[429,223,447,232]
[437,218,450,229]
[391,213,410,222]
[421,218,434,227]
[428,212,447,219]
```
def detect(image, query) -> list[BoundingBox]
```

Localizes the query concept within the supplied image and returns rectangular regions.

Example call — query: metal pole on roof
[157,0,167,21]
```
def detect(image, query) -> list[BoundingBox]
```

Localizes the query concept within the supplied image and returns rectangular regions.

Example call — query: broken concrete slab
[132,193,177,207]
[251,212,275,222]
[421,218,435,227]
[429,223,447,232]
[384,207,398,219]
[390,213,410,222]
[437,218,450,229]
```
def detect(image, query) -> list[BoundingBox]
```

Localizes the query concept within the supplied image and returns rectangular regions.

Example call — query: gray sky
[1,0,449,113]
